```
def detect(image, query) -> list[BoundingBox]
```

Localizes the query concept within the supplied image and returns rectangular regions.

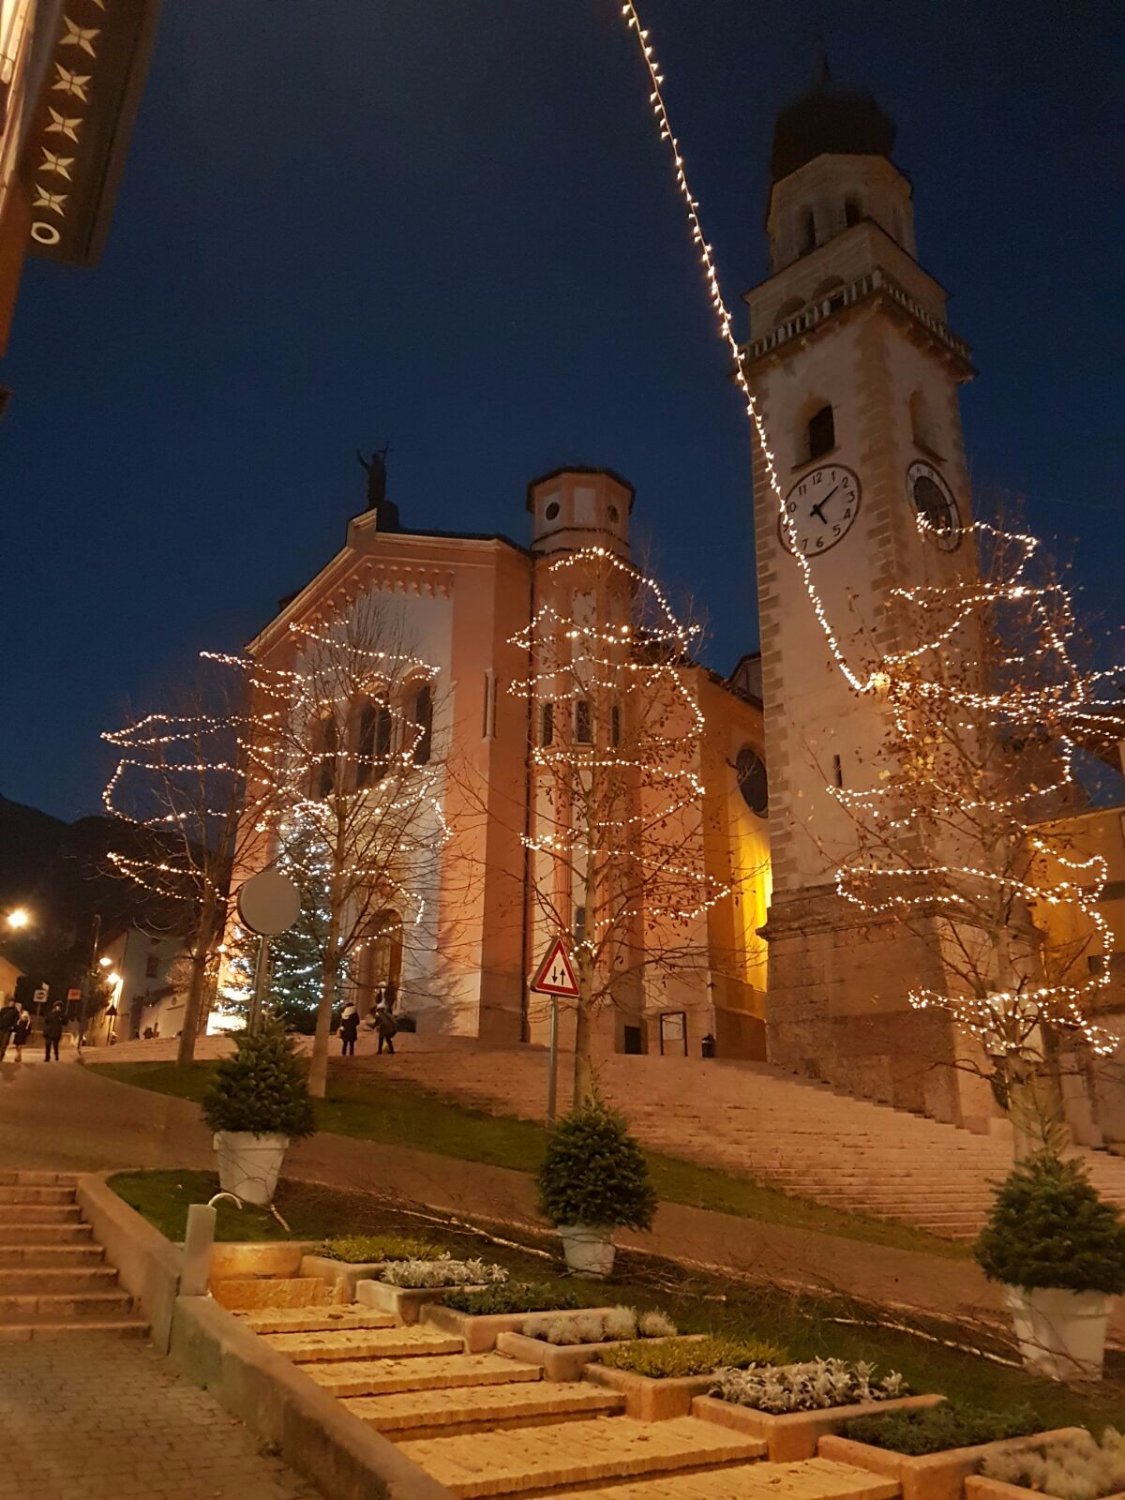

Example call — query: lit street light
[5,908,31,930]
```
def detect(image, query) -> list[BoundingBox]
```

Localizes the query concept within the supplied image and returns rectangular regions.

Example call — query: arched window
[540,701,554,748]
[775,296,805,328]
[411,682,433,765]
[799,209,816,256]
[574,699,592,745]
[610,704,621,747]
[844,196,862,228]
[312,713,337,800]
[356,697,393,787]
[807,404,835,461]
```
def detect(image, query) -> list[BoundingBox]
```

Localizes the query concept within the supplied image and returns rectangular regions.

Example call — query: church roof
[770,49,896,184]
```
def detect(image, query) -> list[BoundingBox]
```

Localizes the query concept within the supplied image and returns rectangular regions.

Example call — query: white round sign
[236,871,300,937]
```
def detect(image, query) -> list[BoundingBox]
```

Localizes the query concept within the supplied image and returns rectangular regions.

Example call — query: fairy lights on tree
[616,2,1124,1136]
[215,597,450,1099]
[512,545,731,1103]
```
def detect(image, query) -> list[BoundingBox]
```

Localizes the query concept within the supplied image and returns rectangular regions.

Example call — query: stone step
[235,1305,396,1336]
[0,1172,79,1188]
[264,1326,463,1364]
[396,1414,767,1499]
[307,1353,542,1399]
[0,1266,118,1295]
[0,1222,92,1245]
[523,1456,903,1500]
[0,1315,149,1341]
[0,1204,84,1225]
[0,1290,134,1323]
[0,1244,103,1267]
[345,1379,623,1439]
[210,1277,329,1312]
[0,1186,76,1205]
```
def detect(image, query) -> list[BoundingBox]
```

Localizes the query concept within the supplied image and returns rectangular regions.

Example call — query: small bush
[521,1306,680,1347]
[638,1309,678,1340]
[712,1358,908,1414]
[319,1235,440,1264]
[975,1154,1125,1295]
[595,1335,784,1379]
[440,1283,586,1316]
[603,1306,639,1342]
[537,1102,657,1232]
[379,1256,508,1290]
[840,1402,1042,1456]
[201,1021,316,1139]
[982,1427,1125,1500]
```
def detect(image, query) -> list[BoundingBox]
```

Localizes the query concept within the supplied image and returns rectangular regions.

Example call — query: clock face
[779,465,861,557]
[906,460,962,551]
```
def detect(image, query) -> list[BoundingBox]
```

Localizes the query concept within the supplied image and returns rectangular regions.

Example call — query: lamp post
[4,907,31,931]
[77,913,101,1051]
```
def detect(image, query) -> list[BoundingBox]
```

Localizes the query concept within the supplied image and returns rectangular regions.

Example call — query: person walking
[0,997,19,1062]
[374,1002,397,1056]
[339,1002,360,1058]
[383,980,397,1015]
[12,1006,32,1062]
[42,1003,65,1063]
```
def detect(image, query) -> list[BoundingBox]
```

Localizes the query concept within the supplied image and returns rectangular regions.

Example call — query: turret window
[575,700,592,745]
[540,701,554,748]
[799,209,816,256]
[844,196,862,227]
[411,683,433,765]
[807,404,835,462]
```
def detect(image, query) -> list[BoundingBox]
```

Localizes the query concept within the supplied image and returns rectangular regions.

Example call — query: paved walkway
[0,1334,319,1499]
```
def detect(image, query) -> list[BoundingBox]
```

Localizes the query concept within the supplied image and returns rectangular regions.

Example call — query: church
[229,63,1125,1145]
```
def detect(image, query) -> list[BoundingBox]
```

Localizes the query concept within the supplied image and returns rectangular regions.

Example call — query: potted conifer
[537,1101,657,1277]
[974,1152,1125,1382]
[201,1021,316,1205]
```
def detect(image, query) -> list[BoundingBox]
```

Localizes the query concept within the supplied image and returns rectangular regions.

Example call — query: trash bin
[701,1033,716,1059]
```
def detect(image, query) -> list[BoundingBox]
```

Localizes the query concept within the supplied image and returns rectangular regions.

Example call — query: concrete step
[345,1380,623,1439]
[235,1305,396,1336]
[0,1289,134,1323]
[524,1455,903,1500]
[210,1277,330,1312]
[396,1414,767,1498]
[0,1186,76,1205]
[0,1266,118,1295]
[0,1315,149,1341]
[0,1221,93,1245]
[0,1172,78,1188]
[263,1326,463,1364]
[307,1353,543,1400]
[0,1244,103,1267]
[0,1204,84,1225]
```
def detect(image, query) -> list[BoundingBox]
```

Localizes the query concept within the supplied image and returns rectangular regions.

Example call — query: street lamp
[4,907,31,930]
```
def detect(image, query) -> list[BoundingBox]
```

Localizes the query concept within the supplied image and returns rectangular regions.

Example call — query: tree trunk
[308,910,342,1100]
[573,997,595,1108]
[177,893,216,1067]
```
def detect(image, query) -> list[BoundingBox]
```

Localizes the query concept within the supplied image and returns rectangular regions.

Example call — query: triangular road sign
[530,937,580,998]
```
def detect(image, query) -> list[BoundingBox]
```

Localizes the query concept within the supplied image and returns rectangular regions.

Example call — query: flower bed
[522,1307,677,1346]
[420,1281,615,1354]
[585,1336,784,1422]
[971,1428,1125,1500]
[356,1256,508,1325]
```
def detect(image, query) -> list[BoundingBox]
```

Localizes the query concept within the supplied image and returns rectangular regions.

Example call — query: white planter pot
[213,1131,289,1207]
[1005,1284,1112,1383]
[558,1224,615,1278]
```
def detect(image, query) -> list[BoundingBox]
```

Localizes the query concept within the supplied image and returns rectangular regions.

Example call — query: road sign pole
[248,935,269,1034]
[546,997,559,1127]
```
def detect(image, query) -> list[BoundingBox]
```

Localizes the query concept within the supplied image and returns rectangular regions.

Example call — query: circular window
[545,501,560,522]
[735,746,768,817]
[607,504,619,523]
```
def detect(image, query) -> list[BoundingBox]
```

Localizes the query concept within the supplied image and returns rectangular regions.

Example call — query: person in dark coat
[383,981,397,1015]
[339,1003,360,1057]
[12,1007,32,1062]
[374,1003,397,1055]
[0,998,19,1061]
[42,1003,65,1062]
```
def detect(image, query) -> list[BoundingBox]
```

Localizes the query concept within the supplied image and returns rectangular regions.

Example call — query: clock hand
[809,485,841,524]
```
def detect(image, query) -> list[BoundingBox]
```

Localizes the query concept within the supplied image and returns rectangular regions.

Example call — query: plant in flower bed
[982,1427,1125,1500]
[440,1282,589,1316]
[711,1358,909,1413]
[840,1402,1042,1456]
[522,1307,678,1346]
[379,1256,508,1290]
[595,1335,784,1379]
[319,1234,441,1263]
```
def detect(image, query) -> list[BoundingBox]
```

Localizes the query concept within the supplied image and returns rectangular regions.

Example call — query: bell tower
[742,59,990,1124]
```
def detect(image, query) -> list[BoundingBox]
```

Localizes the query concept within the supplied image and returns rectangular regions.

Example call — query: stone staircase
[367,1049,1125,1240]
[0,1172,147,1339]
[221,1274,901,1500]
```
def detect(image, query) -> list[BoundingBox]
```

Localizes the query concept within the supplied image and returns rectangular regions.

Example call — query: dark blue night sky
[2,0,1120,820]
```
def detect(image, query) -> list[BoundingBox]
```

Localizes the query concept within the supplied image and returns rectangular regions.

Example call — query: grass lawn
[110,1168,1125,1434]
[92,1059,966,1260]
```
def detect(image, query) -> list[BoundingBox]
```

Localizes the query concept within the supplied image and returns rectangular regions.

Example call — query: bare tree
[829,517,1124,1153]
[232,597,450,1099]
[102,663,272,1065]
[511,547,737,1104]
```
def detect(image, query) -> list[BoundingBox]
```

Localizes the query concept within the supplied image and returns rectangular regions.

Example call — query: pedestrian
[42,1003,65,1063]
[373,984,385,1013]
[383,980,397,1015]
[0,996,18,1062]
[12,1006,32,1062]
[374,1002,397,1056]
[339,1002,360,1058]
